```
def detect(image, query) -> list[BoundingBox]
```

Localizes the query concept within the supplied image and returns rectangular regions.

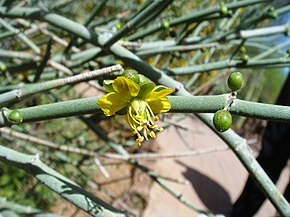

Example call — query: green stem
[104,1,171,48]
[240,24,290,38]
[0,65,122,106]
[168,57,290,75]
[127,0,268,40]
[0,18,40,54]
[0,145,126,217]
[1,95,290,127]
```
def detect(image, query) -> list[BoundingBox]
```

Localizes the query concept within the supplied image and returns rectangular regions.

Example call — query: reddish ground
[143,116,289,217]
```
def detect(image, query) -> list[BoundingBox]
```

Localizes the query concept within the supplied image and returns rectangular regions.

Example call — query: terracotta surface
[143,116,289,217]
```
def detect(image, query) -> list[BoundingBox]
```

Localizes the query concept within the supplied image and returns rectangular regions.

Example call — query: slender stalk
[127,0,268,40]
[168,57,290,75]
[135,43,218,56]
[1,95,290,127]
[0,127,230,160]
[0,49,40,60]
[0,18,40,54]
[240,24,290,38]
[104,1,171,48]
[0,64,122,106]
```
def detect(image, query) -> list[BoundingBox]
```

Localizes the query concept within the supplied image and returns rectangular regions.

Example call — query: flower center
[127,99,163,146]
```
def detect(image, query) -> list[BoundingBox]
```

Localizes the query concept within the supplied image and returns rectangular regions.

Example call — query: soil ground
[143,116,289,217]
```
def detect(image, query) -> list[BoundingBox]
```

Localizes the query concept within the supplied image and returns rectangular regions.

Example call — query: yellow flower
[97,76,173,146]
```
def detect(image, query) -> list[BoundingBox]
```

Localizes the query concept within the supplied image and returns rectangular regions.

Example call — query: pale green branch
[0,145,126,217]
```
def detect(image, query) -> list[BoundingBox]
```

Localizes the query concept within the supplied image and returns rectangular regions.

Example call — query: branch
[0,145,126,217]
[2,94,290,127]
[168,57,290,75]
[0,64,123,106]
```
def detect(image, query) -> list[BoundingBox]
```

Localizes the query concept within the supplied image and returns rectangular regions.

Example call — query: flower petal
[97,92,128,116]
[112,76,140,97]
[146,87,173,114]
[146,86,173,102]
[147,98,171,114]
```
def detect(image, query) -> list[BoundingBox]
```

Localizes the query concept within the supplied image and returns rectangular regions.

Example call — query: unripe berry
[161,20,170,30]
[0,64,7,72]
[213,110,232,132]
[219,4,228,16]
[8,110,23,123]
[241,53,249,62]
[227,72,244,91]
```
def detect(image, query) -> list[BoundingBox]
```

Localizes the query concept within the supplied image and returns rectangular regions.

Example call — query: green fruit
[287,48,290,55]
[213,110,232,132]
[122,70,140,84]
[0,64,7,72]
[161,20,170,30]
[8,110,23,123]
[116,22,123,30]
[219,5,228,15]
[241,53,249,62]
[227,72,244,91]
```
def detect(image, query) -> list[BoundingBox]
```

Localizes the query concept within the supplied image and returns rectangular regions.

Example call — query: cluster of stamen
[127,99,163,146]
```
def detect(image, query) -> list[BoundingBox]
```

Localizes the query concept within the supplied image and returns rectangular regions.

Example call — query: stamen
[149,131,156,138]
[136,136,144,146]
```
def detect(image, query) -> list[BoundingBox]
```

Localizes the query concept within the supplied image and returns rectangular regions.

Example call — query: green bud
[161,20,170,30]
[122,69,140,84]
[219,4,228,16]
[241,53,249,62]
[116,22,123,30]
[227,72,244,91]
[8,110,23,123]
[213,110,232,132]
[0,64,7,72]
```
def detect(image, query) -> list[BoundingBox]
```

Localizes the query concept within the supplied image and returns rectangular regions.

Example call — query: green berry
[227,72,244,91]
[0,64,7,72]
[161,20,170,30]
[213,110,232,132]
[122,69,140,84]
[241,53,249,62]
[219,5,228,15]
[287,48,290,55]
[8,110,23,123]
[116,22,123,30]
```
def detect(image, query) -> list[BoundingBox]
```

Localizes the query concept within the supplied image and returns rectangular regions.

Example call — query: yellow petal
[147,86,173,100]
[146,87,173,114]
[147,98,171,114]
[112,76,140,97]
[97,92,128,116]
